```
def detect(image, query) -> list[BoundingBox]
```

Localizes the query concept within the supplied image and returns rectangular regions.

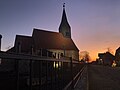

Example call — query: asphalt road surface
[88,65,120,90]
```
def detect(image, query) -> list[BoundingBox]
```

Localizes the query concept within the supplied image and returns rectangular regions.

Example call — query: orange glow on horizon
[79,46,118,62]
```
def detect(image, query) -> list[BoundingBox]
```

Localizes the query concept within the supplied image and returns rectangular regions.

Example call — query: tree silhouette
[80,51,90,63]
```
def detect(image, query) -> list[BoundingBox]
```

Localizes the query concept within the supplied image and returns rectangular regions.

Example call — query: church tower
[59,3,71,38]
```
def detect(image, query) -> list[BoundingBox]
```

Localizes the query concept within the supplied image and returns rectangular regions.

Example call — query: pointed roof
[61,3,70,25]
[59,3,71,33]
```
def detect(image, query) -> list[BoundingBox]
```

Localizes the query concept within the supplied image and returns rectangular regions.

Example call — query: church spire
[59,3,71,38]
[63,3,65,8]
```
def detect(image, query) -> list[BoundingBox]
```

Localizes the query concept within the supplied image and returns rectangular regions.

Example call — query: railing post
[58,61,62,90]
[15,42,20,90]
[29,46,33,90]
[58,61,60,90]
[46,61,48,90]
[50,61,54,90]
[29,59,32,90]
[15,59,19,90]
[61,61,64,89]
[55,61,57,89]
[50,61,53,90]
[39,61,42,90]
[70,57,74,89]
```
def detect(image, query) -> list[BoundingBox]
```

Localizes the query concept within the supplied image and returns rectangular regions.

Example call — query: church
[8,4,79,60]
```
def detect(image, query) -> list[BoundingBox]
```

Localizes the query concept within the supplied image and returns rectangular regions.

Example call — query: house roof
[116,47,120,53]
[103,52,115,61]
[6,47,15,53]
[32,29,79,51]
[8,29,79,53]
[14,35,32,52]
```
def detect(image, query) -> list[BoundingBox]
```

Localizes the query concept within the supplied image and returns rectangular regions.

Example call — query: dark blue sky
[0,0,120,60]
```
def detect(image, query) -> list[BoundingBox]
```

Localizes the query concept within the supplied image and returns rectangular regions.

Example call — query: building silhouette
[0,4,80,90]
[8,4,79,60]
[98,52,115,66]
[115,47,120,66]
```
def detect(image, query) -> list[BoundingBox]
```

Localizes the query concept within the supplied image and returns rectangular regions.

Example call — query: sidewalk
[74,66,88,90]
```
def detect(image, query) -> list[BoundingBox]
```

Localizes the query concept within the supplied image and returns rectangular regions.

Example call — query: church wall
[48,49,79,61]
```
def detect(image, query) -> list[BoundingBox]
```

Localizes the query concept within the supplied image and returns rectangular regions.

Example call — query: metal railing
[0,51,85,90]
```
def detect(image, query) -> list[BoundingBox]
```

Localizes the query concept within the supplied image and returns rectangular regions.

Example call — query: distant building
[97,53,104,64]
[98,52,115,66]
[115,47,120,66]
[7,4,79,61]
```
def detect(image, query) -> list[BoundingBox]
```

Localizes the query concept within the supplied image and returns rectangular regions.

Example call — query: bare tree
[80,51,90,63]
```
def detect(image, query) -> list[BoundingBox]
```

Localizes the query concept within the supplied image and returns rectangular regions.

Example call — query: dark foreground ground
[88,65,120,90]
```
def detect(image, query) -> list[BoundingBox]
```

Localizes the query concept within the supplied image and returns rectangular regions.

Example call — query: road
[88,65,120,90]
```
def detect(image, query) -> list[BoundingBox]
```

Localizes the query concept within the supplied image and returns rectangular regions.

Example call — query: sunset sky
[0,0,120,61]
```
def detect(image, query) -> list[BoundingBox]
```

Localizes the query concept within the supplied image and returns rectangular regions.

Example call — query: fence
[0,51,85,90]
